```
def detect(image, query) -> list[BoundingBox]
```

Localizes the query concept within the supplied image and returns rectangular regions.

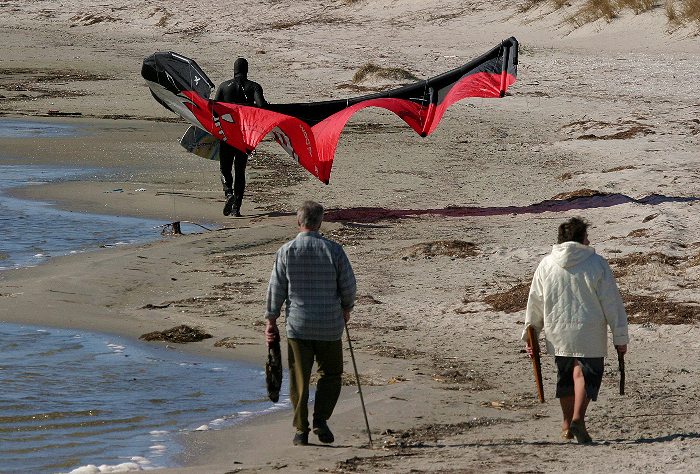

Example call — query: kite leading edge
[141,37,518,184]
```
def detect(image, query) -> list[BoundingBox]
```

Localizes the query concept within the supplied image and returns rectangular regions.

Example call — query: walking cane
[617,350,625,396]
[345,323,373,448]
[526,325,545,403]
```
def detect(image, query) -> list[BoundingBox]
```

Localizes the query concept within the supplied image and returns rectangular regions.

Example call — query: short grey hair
[297,200,324,230]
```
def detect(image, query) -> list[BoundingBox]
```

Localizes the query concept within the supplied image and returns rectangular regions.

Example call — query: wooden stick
[618,351,625,396]
[345,324,373,448]
[526,326,545,403]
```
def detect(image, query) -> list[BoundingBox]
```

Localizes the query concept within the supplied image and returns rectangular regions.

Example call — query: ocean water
[0,323,288,473]
[0,165,171,270]
[0,119,80,139]
[0,120,289,472]
[0,119,207,270]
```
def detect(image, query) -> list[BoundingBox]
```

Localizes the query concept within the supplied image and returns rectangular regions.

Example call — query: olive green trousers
[287,338,343,433]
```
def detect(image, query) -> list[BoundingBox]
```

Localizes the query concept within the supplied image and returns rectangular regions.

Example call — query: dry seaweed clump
[686,251,700,267]
[213,337,238,348]
[382,417,507,447]
[361,343,425,359]
[577,124,655,140]
[551,188,607,200]
[310,371,379,387]
[324,224,373,246]
[623,293,700,325]
[352,63,418,84]
[482,282,530,313]
[609,251,685,268]
[398,240,478,260]
[432,357,492,391]
[609,251,685,277]
[140,325,212,343]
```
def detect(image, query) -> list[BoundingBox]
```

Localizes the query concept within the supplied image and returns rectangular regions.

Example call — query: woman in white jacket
[523,217,629,444]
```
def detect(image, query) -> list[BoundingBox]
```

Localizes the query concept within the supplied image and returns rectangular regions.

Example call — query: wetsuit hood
[234,58,248,78]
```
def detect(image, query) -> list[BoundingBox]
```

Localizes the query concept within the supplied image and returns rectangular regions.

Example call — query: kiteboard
[180,125,220,161]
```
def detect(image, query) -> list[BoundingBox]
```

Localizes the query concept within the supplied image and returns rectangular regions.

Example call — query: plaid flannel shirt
[266,231,356,341]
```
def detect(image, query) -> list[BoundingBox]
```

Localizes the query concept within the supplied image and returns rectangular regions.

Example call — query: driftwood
[158,221,213,236]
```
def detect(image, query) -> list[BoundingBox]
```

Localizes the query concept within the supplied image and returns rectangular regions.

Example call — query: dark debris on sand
[139,324,212,343]
[476,274,700,325]
[398,240,479,260]
[360,342,425,359]
[332,418,515,472]
[623,293,700,325]
[383,417,508,447]
[577,125,655,140]
[356,294,383,305]
[609,251,686,277]
[481,282,530,314]
[550,188,608,200]
[432,357,492,391]
[333,452,418,473]
[324,224,375,246]
[310,371,380,387]
[213,337,238,348]
[480,394,542,411]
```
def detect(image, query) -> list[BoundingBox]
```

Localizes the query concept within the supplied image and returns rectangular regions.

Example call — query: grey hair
[297,200,324,230]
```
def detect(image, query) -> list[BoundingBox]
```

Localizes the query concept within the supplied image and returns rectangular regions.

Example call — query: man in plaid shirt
[265,200,357,446]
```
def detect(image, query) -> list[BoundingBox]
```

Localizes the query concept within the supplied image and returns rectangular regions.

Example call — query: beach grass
[667,0,700,25]
[352,63,418,84]
[519,0,700,27]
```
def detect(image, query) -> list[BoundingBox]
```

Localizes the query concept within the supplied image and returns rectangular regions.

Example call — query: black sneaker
[223,195,235,216]
[313,420,334,444]
[233,207,242,218]
[293,431,309,446]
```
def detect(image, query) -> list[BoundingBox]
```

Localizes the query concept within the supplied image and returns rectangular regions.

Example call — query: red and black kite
[141,38,518,184]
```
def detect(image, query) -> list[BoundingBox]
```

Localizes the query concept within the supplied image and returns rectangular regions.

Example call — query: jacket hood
[550,241,595,268]
[234,57,248,78]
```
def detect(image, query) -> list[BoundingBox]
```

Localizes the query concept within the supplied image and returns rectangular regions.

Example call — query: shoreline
[0,141,401,471]
[0,145,303,471]
[0,320,285,473]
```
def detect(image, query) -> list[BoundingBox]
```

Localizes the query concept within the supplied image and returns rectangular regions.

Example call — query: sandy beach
[2,1,700,472]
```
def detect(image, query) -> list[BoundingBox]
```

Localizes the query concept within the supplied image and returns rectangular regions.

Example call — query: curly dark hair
[557,217,589,244]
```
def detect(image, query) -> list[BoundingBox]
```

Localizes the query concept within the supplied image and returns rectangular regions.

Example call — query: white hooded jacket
[522,241,629,357]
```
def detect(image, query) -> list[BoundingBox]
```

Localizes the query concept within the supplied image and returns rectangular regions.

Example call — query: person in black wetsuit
[215,57,267,217]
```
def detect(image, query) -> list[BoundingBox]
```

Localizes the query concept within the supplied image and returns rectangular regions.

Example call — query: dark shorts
[555,356,604,401]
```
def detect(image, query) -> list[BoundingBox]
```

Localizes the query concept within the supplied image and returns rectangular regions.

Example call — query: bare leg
[572,362,590,425]
[568,361,593,443]
[560,395,574,431]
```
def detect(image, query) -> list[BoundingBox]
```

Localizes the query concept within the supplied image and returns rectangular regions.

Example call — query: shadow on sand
[322,193,699,224]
